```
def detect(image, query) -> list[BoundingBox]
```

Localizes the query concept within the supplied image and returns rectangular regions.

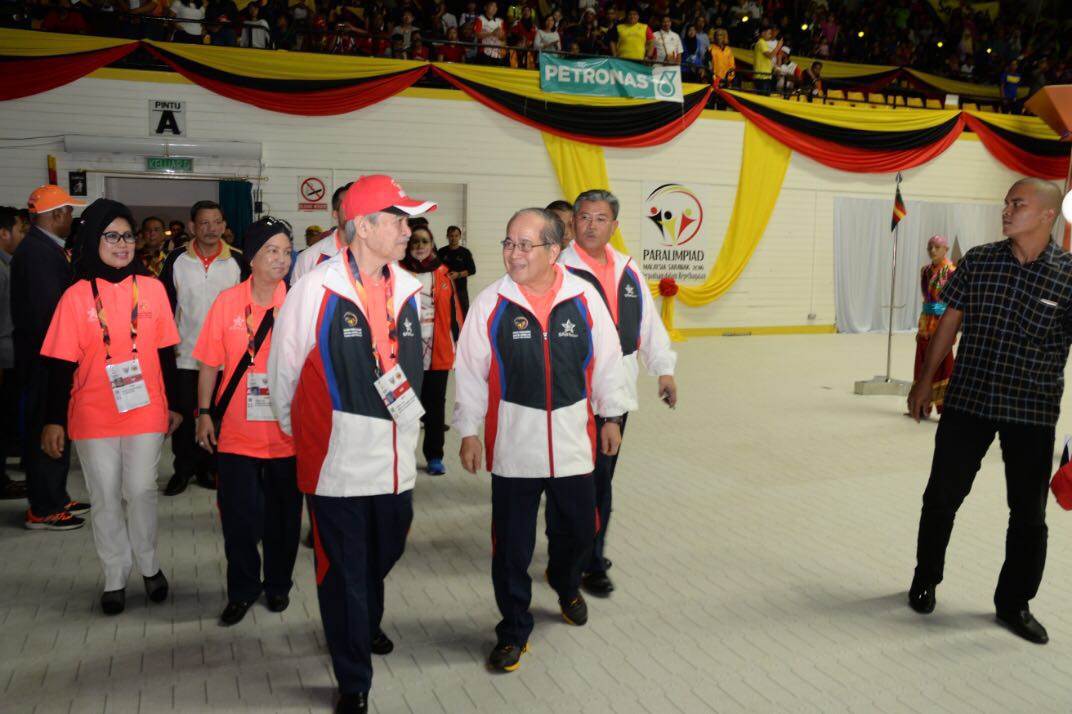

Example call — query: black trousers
[1,368,19,485]
[172,368,216,480]
[23,367,70,516]
[491,473,595,646]
[419,369,449,461]
[914,409,1053,611]
[216,453,302,602]
[588,413,627,573]
[309,491,412,695]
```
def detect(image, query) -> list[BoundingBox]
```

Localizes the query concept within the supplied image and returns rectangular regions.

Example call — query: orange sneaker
[25,509,85,531]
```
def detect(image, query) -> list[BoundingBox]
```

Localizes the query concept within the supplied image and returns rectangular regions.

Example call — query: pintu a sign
[149,100,185,137]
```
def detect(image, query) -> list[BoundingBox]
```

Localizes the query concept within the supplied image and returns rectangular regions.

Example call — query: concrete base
[854,375,913,396]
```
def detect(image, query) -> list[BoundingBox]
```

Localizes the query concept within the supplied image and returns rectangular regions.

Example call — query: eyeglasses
[102,231,137,244]
[261,215,293,238]
[501,238,550,253]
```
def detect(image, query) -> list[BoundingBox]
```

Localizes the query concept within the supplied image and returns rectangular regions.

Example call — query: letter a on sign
[149,99,185,137]
[155,112,181,135]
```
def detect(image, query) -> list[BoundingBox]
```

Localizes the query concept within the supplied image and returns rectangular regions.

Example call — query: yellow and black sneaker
[559,593,589,626]
[487,642,529,672]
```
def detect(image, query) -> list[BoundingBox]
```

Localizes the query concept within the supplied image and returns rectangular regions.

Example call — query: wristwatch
[602,415,623,424]
[195,406,213,418]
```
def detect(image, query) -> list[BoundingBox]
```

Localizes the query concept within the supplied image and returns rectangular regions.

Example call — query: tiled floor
[4,332,1072,713]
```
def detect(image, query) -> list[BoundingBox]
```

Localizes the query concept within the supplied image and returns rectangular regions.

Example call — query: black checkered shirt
[943,239,1072,426]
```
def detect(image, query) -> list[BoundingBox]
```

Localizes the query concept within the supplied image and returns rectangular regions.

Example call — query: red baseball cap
[1052,462,1072,511]
[27,184,85,215]
[341,175,437,222]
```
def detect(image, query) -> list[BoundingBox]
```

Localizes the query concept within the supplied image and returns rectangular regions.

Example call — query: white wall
[0,73,1031,330]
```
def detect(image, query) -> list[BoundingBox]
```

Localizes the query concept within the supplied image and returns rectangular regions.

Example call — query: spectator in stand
[408,33,430,60]
[436,25,466,62]
[608,8,653,61]
[512,5,536,46]
[169,0,204,43]
[432,0,456,37]
[0,207,28,501]
[474,0,506,65]
[396,10,418,50]
[399,226,462,477]
[507,31,535,69]
[752,26,780,95]
[122,0,166,41]
[390,0,423,27]
[205,0,239,45]
[41,0,91,34]
[437,225,476,316]
[709,27,734,86]
[802,60,825,100]
[651,14,682,63]
[533,13,561,53]
[774,46,800,96]
[241,1,271,48]
[459,0,479,29]
[1001,59,1022,113]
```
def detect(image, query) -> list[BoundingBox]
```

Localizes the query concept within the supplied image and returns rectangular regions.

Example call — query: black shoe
[64,500,91,516]
[581,571,615,596]
[487,642,528,672]
[196,471,217,490]
[335,691,368,714]
[164,472,191,496]
[219,600,254,626]
[266,593,289,613]
[144,570,169,603]
[371,628,394,655]
[101,589,126,615]
[908,578,936,614]
[560,592,588,626]
[996,609,1049,644]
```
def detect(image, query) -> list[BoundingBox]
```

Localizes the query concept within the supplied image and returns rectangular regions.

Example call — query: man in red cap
[12,185,91,530]
[269,175,436,714]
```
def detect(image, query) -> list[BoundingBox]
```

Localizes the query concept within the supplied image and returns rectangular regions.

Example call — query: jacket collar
[185,239,236,262]
[496,265,586,313]
[321,251,422,317]
[560,241,632,282]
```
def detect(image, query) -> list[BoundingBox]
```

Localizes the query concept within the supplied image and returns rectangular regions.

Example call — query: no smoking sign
[298,176,328,211]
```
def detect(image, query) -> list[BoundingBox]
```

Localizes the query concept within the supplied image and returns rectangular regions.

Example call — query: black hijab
[71,198,150,284]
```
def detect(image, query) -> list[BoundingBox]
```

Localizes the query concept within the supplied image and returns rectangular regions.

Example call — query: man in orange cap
[11,184,90,530]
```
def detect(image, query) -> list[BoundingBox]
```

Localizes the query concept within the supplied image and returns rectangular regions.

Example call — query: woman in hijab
[40,198,183,615]
[400,225,462,476]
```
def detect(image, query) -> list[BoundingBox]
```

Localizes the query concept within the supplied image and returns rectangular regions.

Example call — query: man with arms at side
[454,208,627,673]
[13,185,89,529]
[560,189,677,595]
[907,178,1070,645]
[159,200,246,496]
[436,225,476,316]
[270,175,436,714]
[0,207,28,499]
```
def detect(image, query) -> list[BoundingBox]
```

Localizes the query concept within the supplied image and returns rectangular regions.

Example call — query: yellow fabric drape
[542,121,791,337]
[541,132,627,252]
[724,89,959,132]
[0,28,135,56]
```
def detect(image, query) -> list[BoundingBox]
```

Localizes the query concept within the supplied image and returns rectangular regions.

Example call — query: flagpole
[855,172,912,397]
[886,223,899,382]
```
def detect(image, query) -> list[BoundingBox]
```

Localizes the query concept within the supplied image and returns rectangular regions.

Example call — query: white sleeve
[268,275,319,436]
[636,266,677,377]
[289,247,317,287]
[585,285,628,418]
[450,289,494,438]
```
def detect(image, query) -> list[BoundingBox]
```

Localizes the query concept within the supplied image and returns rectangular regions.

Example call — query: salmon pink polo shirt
[574,244,619,322]
[518,264,564,331]
[192,278,295,458]
[41,276,180,440]
[356,265,398,373]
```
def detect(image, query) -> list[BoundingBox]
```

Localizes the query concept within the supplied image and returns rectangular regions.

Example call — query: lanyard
[244,303,278,363]
[345,247,396,375]
[90,276,139,362]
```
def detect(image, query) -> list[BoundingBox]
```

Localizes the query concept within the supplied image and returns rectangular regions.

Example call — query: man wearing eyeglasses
[453,207,627,673]
[559,189,677,597]
[159,200,247,496]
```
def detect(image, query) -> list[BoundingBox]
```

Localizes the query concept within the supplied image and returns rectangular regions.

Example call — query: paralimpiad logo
[644,183,704,247]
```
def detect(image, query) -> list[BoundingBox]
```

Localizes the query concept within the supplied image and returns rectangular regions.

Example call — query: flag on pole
[891,172,906,232]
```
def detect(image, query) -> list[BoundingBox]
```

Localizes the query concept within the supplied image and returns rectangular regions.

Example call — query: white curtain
[834,198,1004,333]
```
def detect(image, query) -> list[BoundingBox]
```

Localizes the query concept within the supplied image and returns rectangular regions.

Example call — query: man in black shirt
[437,225,476,316]
[907,178,1068,644]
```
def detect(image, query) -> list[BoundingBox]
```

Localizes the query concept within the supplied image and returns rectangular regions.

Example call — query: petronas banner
[539,54,684,103]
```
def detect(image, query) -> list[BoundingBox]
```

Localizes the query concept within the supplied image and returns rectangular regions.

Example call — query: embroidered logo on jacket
[402,318,415,337]
[342,311,363,338]
[558,319,578,338]
[623,284,637,298]
[512,315,531,339]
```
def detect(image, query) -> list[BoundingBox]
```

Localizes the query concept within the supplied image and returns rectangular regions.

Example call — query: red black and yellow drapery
[0,31,137,101]
[963,112,1071,180]
[431,64,713,148]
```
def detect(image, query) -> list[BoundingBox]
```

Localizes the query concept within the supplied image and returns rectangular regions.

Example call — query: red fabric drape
[0,43,137,101]
[963,114,1070,180]
[433,65,712,148]
[720,89,965,172]
[143,45,428,116]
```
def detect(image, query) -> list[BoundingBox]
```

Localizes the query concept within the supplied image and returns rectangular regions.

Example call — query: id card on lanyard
[92,277,151,414]
[345,249,424,425]
[244,304,276,421]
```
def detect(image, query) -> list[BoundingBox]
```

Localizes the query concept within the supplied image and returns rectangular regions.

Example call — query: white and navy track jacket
[290,228,342,286]
[452,269,628,479]
[559,243,676,412]
[268,253,424,497]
